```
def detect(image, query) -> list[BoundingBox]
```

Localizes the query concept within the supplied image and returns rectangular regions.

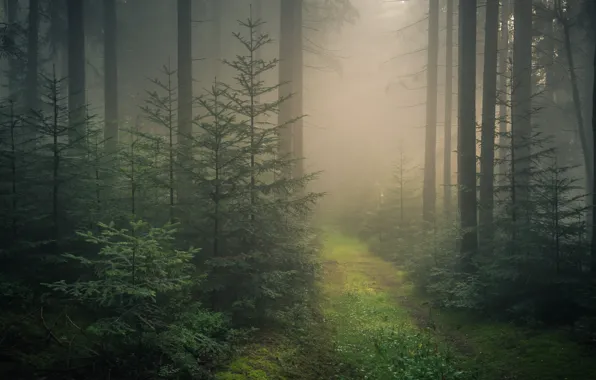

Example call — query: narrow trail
[218,231,596,379]
[320,232,467,379]
[217,231,466,380]
[321,233,475,358]
[320,231,596,380]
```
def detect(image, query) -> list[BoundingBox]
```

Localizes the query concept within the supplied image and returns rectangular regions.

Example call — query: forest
[0,0,595,379]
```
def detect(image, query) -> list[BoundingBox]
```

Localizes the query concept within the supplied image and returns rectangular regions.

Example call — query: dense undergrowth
[216,226,596,379]
[323,229,596,379]
[429,310,596,379]
[335,139,596,378]
[216,230,469,380]
[345,132,596,328]
[0,18,321,379]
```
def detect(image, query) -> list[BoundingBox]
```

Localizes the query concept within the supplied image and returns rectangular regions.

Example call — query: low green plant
[43,219,236,379]
[329,290,467,380]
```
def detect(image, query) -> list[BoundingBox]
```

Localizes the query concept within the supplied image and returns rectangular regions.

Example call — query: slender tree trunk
[278,0,294,178]
[591,36,596,273]
[48,0,69,111]
[211,87,222,310]
[211,0,222,79]
[250,12,257,221]
[104,0,119,154]
[254,0,262,94]
[22,0,38,148]
[52,71,60,241]
[543,10,555,105]
[561,18,593,202]
[479,0,500,246]
[423,0,439,225]
[254,0,263,117]
[8,102,17,238]
[67,0,86,150]
[292,0,304,181]
[177,0,192,207]
[539,7,559,159]
[166,67,175,221]
[511,0,533,212]
[6,0,18,102]
[498,0,510,181]
[458,0,478,269]
[26,0,38,111]
[443,0,454,218]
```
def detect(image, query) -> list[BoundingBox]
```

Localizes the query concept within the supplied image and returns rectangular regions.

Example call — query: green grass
[320,230,467,379]
[424,308,596,380]
[324,229,596,380]
[218,229,596,379]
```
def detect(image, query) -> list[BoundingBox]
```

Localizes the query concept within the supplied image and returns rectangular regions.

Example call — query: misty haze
[0,0,595,379]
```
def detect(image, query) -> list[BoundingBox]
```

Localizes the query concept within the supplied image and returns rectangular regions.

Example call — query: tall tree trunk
[6,0,18,102]
[254,0,262,104]
[278,0,294,178]
[423,0,439,225]
[498,0,510,181]
[458,0,478,269]
[511,0,533,213]
[104,0,119,154]
[479,0,500,245]
[48,0,68,97]
[211,0,221,79]
[591,36,596,273]
[540,7,559,157]
[561,15,593,206]
[23,0,38,148]
[177,0,192,207]
[292,0,304,181]
[253,0,263,137]
[26,0,38,111]
[443,0,454,218]
[67,0,86,150]
[543,9,555,105]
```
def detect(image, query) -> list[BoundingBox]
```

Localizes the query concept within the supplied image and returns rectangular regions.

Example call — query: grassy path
[218,230,596,379]
[320,232,465,379]
[322,231,596,380]
[216,230,464,379]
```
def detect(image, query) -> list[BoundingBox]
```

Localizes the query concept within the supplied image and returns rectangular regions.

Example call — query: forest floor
[217,230,596,380]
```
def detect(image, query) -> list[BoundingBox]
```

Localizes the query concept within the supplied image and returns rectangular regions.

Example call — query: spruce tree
[140,64,179,222]
[188,15,321,324]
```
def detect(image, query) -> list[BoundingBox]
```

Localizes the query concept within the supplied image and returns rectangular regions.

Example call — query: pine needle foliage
[390,130,594,326]
[0,10,325,379]
[43,219,234,379]
[139,63,179,222]
[185,17,323,326]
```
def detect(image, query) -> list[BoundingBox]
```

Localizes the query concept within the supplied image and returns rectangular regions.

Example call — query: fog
[3,1,596,378]
[301,0,432,212]
[7,0,592,217]
[78,0,435,213]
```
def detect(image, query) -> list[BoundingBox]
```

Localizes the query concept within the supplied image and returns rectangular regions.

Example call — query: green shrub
[43,219,236,379]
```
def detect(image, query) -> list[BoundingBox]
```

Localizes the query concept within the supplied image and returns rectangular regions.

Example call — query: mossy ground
[320,231,466,379]
[218,230,596,379]
[420,308,596,379]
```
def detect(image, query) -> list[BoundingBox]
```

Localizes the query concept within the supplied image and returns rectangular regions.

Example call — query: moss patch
[320,230,467,379]
[215,344,286,380]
